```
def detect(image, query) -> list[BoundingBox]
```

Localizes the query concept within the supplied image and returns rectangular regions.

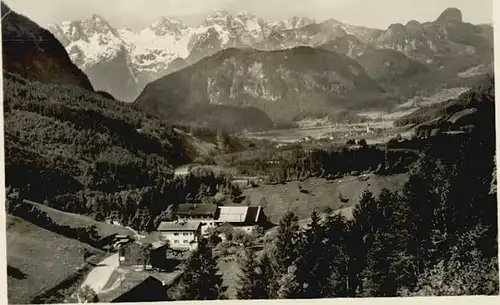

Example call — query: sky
[3,0,494,30]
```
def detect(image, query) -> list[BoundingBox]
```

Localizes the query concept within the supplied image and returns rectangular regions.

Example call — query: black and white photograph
[1,0,498,303]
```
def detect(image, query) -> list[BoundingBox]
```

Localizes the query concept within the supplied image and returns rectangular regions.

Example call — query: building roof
[138,232,168,250]
[246,206,262,223]
[176,203,218,217]
[217,206,248,222]
[216,206,262,224]
[111,276,169,303]
[156,221,201,231]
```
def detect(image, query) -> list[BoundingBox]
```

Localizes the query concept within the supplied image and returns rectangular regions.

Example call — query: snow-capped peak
[81,14,114,33]
[236,10,257,19]
[83,13,106,23]
[46,10,382,101]
[203,9,231,26]
[149,16,186,35]
[50,14,124,69]
[286,16,315,29]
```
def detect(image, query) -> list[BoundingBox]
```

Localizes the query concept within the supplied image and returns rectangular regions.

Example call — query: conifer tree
[323,214,351,297]
[266,211,302,297]
[295,210,328,298]
[277,264,301,299]
[178,238,226,300]
[255,252,274,299]
[236,248,267,299]
[274,211,301,271]
[360,189,415,297]
[352,190,378,238]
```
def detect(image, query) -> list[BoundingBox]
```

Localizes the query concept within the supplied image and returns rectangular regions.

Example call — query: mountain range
[134,46,388,124]
[46,11,318,101]
[47,7,494,106]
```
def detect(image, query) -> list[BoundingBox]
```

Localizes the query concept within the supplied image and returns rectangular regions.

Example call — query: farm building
[156,220,201,250]
[176,203,219,220]
[215,206,269,233]
[111,275,169,302]
[119,243,146,268]
[175,203,219,235]
[118,234,169,270]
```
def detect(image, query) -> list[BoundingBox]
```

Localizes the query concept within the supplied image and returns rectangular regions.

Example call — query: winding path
[79,253,119,297]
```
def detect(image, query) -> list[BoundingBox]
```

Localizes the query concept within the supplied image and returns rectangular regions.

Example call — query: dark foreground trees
[235,248,270,299]
[247,111,498,298]
[177,238,226,300]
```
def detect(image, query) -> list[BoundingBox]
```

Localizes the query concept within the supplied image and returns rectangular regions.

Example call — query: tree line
[233,145,420,184]
[45,170,240,232]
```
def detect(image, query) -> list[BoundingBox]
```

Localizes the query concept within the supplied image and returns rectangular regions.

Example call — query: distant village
[272,123,389,148]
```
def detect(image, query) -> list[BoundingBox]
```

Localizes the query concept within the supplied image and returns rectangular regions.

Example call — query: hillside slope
[179,104,275,132]
[393,75,495,137]
[356,49,430,83]
[134,46,388,124]
[4,72,190,203]
[7,215,101,304]
[1,2,93,90]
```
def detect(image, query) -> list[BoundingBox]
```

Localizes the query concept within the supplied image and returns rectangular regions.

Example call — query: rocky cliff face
[372,9,492,73]
[134,47,386,124]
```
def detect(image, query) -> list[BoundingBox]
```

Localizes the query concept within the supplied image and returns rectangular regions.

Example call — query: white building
[175,203,219,235]
[156,221,201,250]
[215,206,267,233]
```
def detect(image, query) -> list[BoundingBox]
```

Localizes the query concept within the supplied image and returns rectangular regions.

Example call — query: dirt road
[79,253,119,295]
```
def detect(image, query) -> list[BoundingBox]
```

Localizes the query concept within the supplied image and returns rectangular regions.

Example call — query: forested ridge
[3,72,243,230]
[394,74,494,128]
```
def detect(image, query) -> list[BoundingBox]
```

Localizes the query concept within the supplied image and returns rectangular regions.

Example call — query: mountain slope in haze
[356,49,430,80]
[372,8,493,74]
[256,19,381,51]
[179,105,275,132]
[1,2,93,90]
[319,34,372,57]
[355,49,432,94]
[134,46,388,124]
